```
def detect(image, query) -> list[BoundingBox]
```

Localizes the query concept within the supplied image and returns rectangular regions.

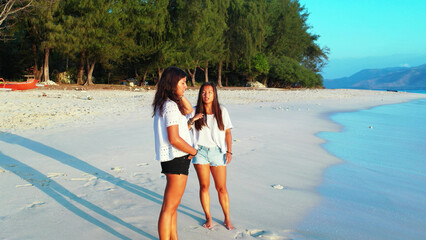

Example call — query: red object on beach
[0,78,39,91]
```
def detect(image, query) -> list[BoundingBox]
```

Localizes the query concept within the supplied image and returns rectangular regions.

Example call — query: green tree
[23,0,62,82]
[265,0,311,61]
[59,0,124,85]
[301,33,329,73]
[268,55,322,88]
[225,0,266,81]
[119,0,168,85]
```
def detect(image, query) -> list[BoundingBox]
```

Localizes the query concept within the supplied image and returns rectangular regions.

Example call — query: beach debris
[47,173,66,178]
[42,92,47,97]
[82,172,99,176]
[42,80,58,86]
[0,169,5,173]
[15,184,33,188]
[245,81,266,88]
[369,126,374,129]
[87,96,93,100]
[71,178,91,181]
[111,167,123,172]
[137,163,149,167]
[271,184,286,190]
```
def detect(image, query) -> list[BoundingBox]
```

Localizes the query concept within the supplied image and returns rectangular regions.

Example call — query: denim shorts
[192,145,226,167]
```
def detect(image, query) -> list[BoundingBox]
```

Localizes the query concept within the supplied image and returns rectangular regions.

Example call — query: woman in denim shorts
[187,82,234,230]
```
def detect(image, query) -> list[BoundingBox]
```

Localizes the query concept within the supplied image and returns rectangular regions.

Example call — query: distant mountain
[323,64,426,90]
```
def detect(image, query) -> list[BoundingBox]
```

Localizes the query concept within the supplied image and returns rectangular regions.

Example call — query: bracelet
[226,151,232,155]
[190,150,198,156]
[187,119,194,125]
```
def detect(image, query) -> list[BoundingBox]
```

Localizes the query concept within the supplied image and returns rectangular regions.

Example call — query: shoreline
[1,89,425,239]
[293,97,426,240]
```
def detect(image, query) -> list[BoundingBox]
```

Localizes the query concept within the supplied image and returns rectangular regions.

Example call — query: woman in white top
[153,67,198,240]
[187,82,234,230]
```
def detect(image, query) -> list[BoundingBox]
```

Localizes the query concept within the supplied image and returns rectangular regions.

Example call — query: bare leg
[193,164,213,228]
[211,166,234,230]
[158,174,188,240]
[170,210,178,240]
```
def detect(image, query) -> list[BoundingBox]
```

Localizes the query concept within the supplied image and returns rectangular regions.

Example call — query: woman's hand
[188,113,204,128]
[225,152,232,164]
[188,148,198,160]
[192,113,204,122]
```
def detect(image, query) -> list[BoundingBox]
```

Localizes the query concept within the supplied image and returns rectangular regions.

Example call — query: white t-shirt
[188,106,233,153]
[154,99,192,162]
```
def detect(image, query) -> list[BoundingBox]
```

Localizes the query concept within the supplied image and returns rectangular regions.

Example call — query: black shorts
[161,155,191,175]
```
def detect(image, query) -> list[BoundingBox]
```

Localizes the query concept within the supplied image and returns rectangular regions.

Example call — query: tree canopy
[0,0,328,88]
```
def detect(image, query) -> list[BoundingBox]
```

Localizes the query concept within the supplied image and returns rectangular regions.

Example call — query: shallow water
[293,92,426,240]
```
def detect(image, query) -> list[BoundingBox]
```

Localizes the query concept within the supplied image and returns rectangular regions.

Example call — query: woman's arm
[180,96,193,115]
[225,129,232,164]
[187,113,204,129]
[167,125,197,158]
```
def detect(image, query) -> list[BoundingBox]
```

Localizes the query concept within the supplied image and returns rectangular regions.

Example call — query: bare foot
[224,220,235,230]
[202,218,213,229]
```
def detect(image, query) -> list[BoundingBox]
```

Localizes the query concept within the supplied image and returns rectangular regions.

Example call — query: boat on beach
[0,78,39,91]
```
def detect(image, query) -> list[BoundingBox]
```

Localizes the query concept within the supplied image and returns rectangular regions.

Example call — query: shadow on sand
[0,132,210,239]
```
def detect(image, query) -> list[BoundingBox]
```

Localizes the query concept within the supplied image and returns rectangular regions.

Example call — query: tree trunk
[262,75,268,87]
[187,67,197,86]
[156,68,164,87]
[77,52,85,85]
[134,68,140,85]
[217,60,223,87]
[204,61,208,82]
[84,59,96,86]
[32,44,42,80]
[42,47,50,82]
[142,71,147,86]
[225,76,228,87]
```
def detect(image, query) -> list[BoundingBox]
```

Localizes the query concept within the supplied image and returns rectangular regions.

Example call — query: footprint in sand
[101,187,116,192]
[236,229,289,240]
[133,172,145,177]
[26,201,45,208]
[16,184,33,188]
[83,177,98,187]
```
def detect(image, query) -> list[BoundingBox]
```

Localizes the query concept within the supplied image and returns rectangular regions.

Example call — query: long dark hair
[152,67,187,117]
[194,82,224,131]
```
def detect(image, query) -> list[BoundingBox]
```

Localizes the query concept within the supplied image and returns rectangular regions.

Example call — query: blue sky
[298,0,426,78]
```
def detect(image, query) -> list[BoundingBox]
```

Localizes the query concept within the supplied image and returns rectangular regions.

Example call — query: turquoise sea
[293,90,426,240]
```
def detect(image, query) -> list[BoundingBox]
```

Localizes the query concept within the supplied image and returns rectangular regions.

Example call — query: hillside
[324,64,426,90]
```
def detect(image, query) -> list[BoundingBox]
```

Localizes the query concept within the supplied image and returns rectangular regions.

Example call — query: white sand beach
[0,88,424,240]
